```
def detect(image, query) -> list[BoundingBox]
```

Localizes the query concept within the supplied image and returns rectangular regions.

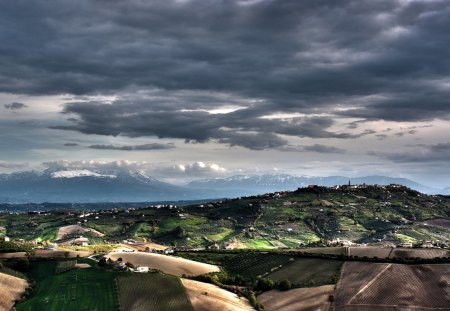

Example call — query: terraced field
[335,262,450,310]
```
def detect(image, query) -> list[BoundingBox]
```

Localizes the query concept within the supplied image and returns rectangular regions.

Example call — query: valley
[0,184,449,310]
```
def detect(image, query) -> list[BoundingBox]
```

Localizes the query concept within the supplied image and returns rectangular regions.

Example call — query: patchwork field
[15,261,118,311]
[0,272,28,311]
[267,258,342,286]
[258,285,334,311]
[334,261,450,310]
[181,278,253,311]
[118,273,193,311]
[107,252,220,276]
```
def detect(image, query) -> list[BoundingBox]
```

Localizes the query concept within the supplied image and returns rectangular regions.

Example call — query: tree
[174,226,187,239]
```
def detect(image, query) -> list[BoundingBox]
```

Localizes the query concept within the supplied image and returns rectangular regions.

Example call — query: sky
[1,0,450,188]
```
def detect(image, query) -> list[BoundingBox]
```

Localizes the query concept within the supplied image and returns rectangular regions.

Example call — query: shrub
[255,278,274,291]
[278,279,292,291]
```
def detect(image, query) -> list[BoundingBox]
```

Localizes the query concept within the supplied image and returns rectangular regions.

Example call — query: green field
[16,261,119,311]
[206,228,235,242]
[244,238,275,249]
[267,257,342,286]
[117,273,193,311]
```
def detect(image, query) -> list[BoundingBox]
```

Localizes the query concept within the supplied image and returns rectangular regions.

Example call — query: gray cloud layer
[88,143,175,151]
[1,1,449,114]
[2,0,450,151]
[369,142,450,163]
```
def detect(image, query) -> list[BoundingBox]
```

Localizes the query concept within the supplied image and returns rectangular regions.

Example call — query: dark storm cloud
[2,0,450,149]
[50,98,362,149]
[302,144,346,154]
[369,143,450,163]
[4,102,28,110]
[88,143,175,151]
[64,143,79,147]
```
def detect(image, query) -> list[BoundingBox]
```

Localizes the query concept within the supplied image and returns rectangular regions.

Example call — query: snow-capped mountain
[0,168,441,204]
[50,170,117,179]
[0,168,207,203]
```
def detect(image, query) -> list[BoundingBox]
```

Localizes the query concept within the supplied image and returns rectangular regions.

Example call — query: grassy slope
[117,273,193,311]
[16,261,118,311]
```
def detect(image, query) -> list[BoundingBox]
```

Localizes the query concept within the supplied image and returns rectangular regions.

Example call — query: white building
[135,266,149,273]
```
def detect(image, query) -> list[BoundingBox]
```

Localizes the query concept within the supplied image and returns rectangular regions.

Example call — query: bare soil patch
[56,224,104,240]
[75,263,91,269]
[0,272,28,311]
[423,218,450,228]
[226,238,246,249]
[120,242,168,251]
[0,252,27,259]
[258,285,335,311]
[181,278,253,311]
[107,252,220,276]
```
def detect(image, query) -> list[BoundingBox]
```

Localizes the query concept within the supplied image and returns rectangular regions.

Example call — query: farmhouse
[135,266,149,273]
[0,236,10,242]
[113,246,135,253]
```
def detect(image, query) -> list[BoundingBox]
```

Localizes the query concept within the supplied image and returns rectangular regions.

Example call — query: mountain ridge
[0,169,444,203]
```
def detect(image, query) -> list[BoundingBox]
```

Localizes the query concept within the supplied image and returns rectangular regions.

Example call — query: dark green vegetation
[177,251,342,287]
[1,185,449,249]
[266,258,342,287]
[177,252,293,279]
[15,261,119,311]
[117,273,193,311]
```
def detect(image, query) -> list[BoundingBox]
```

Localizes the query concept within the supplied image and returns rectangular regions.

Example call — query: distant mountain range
[0,169,445,203]
[187,174,440,197]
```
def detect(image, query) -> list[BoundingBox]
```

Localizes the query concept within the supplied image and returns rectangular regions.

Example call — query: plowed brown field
[335,262,450,310]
